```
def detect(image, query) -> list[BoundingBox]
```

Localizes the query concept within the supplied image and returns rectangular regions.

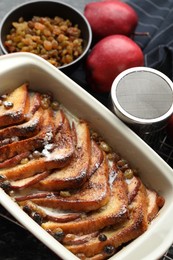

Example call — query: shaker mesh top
[116,71,173,120]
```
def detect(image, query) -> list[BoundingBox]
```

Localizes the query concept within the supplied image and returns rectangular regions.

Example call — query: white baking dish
[0,52,173,260]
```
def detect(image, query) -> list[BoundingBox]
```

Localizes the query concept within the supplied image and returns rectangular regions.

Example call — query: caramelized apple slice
[146,189,165,222]
[0,83,28,127]
[46,211,81,223]
[0,151,30,169]
[19,201,81,223]
[87,140,104,178]
[63,232,99,245]
[10,171,50,189]
[24,92,41,120]
[127,175,141,203]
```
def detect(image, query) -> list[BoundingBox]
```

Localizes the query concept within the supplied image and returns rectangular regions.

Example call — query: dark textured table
[0,1,173,260]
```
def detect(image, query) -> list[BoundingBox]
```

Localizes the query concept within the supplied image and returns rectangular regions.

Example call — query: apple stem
[132,32,150,37]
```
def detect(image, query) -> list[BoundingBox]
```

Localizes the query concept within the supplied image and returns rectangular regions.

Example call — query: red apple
[84,0,138,40]
[85,35,144,93]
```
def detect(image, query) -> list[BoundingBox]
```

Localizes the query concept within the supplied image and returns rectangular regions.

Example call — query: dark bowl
[0,0,92,74]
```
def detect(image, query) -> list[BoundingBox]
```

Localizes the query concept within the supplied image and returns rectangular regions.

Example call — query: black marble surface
[0,1,173,260]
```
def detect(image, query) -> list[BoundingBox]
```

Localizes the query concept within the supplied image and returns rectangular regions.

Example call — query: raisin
[23,205,32,215]
[32,212,43,225]
[0,180,11,191]
[54,229,65,242]
[98,233,107,241]
[104,245,115,255]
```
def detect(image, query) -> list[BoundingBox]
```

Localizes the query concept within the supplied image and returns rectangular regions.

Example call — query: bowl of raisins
[0,0,92,74]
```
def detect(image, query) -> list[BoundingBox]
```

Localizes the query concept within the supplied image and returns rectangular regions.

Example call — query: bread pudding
[0,83,165,259]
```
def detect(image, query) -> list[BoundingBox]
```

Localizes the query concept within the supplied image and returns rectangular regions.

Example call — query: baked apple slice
[146,189,165,222]
[19,200,81,223]
[0,151,30,169]
[127,175,141,203]
[24,91,41,120]
[10,171,50,189]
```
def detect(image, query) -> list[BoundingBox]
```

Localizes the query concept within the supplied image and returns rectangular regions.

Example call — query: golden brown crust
[0,107,43,141]
[66,182,148,258]
[20,152,110,212]
[35,120,91,191]
[0,110,74,180]
[0,83,28,127]
[0,108,53,162]
[41,167,129,235]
